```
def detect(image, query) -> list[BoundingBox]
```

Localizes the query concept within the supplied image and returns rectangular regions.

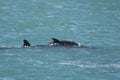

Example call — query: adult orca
[23,39,48,48]
[0,39,31,50]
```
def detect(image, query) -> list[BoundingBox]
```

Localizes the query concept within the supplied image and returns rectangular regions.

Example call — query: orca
[0,38,86,50]
[23,39,48,48]
[23,38,87,48]
[23,38,83,47]
[48,38,80,47]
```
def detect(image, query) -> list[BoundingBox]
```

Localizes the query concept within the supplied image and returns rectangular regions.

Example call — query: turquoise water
[0,0,120,80]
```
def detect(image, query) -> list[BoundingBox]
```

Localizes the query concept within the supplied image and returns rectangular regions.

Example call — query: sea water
[0,0,120,80]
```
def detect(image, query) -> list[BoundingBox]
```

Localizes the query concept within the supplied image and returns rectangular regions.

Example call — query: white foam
[78,43,81,46]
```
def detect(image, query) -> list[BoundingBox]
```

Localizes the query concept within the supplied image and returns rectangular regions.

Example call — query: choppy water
[0,0,120,80]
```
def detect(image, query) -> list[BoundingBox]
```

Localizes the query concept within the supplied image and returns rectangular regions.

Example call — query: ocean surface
[0,0,120,80]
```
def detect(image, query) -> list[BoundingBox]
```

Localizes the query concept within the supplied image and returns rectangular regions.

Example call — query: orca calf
[48,38,80,47]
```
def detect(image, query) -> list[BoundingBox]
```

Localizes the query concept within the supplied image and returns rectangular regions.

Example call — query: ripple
[0,77,15,80]
[16,57,44,67]
[59,61,120,69]
[54,5,63,9]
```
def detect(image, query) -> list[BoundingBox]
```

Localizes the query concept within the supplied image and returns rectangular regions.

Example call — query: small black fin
[52,38,64,45]
[23,39,30,47]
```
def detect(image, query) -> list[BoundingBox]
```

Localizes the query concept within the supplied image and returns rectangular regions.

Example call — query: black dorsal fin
[52,38,61,43]
[52,38,64,45]
[23,39,30,47]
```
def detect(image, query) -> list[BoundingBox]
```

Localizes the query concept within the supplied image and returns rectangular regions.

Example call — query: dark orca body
[23,38,86,48]
[0,38,87,50]
[48,38,80,47]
